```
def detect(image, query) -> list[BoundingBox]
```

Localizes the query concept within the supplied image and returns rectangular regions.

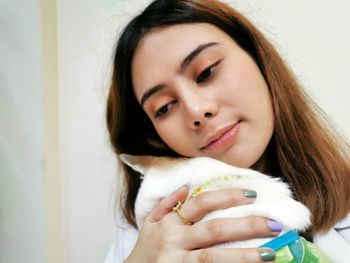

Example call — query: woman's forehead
[133,24,226,69]
[131,23,234,97]
[135,23,228,55]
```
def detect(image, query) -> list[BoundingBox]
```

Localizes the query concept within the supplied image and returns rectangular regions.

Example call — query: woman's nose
[181,92,219,129]
[192,111,214,128]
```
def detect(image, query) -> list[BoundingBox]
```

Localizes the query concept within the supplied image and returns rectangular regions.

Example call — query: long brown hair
[106,0,350,235]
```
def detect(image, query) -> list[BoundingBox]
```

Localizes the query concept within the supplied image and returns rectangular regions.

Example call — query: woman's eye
[196,61,220,83]
[154,101,175,118]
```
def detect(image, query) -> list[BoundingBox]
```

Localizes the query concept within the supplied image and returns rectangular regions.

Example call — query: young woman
[105,0,350,262]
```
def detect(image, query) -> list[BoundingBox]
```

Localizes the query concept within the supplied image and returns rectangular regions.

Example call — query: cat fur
[120,154,311,248]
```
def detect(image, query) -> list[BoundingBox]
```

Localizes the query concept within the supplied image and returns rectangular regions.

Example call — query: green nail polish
[244,190,257,198]
[259,249,276,261]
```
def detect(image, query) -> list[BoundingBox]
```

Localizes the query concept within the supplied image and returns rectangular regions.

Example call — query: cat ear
[119,154,155,175]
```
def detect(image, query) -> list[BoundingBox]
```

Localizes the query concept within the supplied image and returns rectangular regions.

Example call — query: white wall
[56,1,121,262]
[1,1,349,263]
[0,0,46,262]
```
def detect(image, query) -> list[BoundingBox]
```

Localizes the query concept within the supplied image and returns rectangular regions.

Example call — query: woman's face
[132,23,274,169]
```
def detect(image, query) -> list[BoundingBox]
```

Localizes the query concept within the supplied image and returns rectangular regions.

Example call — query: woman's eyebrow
[180,42,219,71]
[140,41,219,108]
[140,84,165,108]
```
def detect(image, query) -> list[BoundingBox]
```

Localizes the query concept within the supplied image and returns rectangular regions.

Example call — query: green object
[274,237,332,263]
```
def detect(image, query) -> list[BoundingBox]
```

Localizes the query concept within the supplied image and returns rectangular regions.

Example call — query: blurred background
[1,0,349,262]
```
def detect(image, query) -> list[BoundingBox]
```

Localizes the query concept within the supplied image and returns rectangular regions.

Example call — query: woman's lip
[201,121,241,151]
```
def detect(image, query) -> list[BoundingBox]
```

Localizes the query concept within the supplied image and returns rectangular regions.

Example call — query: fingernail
[259,249,276,261]
[268,220,283,232]
[243,190,257,198]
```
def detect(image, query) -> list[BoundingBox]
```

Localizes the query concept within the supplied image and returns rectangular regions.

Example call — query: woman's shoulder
[334,212,350,229]
[314,212,350,262]
[105,218,139,263]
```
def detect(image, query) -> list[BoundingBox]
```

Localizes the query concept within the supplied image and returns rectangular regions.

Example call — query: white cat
[120,154,311,248]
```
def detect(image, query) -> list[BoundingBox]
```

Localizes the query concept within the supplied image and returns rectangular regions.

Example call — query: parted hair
[106,0,350,236]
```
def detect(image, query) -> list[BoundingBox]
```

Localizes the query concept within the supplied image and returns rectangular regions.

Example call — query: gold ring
[173,201,193,225]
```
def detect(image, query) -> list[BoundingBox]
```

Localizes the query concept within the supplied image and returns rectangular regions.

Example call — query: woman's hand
[124,186,278,263]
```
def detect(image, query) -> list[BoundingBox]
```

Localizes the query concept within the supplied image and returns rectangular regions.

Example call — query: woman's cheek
[157,117,185,147]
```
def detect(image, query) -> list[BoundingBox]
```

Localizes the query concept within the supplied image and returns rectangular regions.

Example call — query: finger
[179,188,257,224]
[145,185,189,225]
[183,216,281,249]
[186,247,276,263]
